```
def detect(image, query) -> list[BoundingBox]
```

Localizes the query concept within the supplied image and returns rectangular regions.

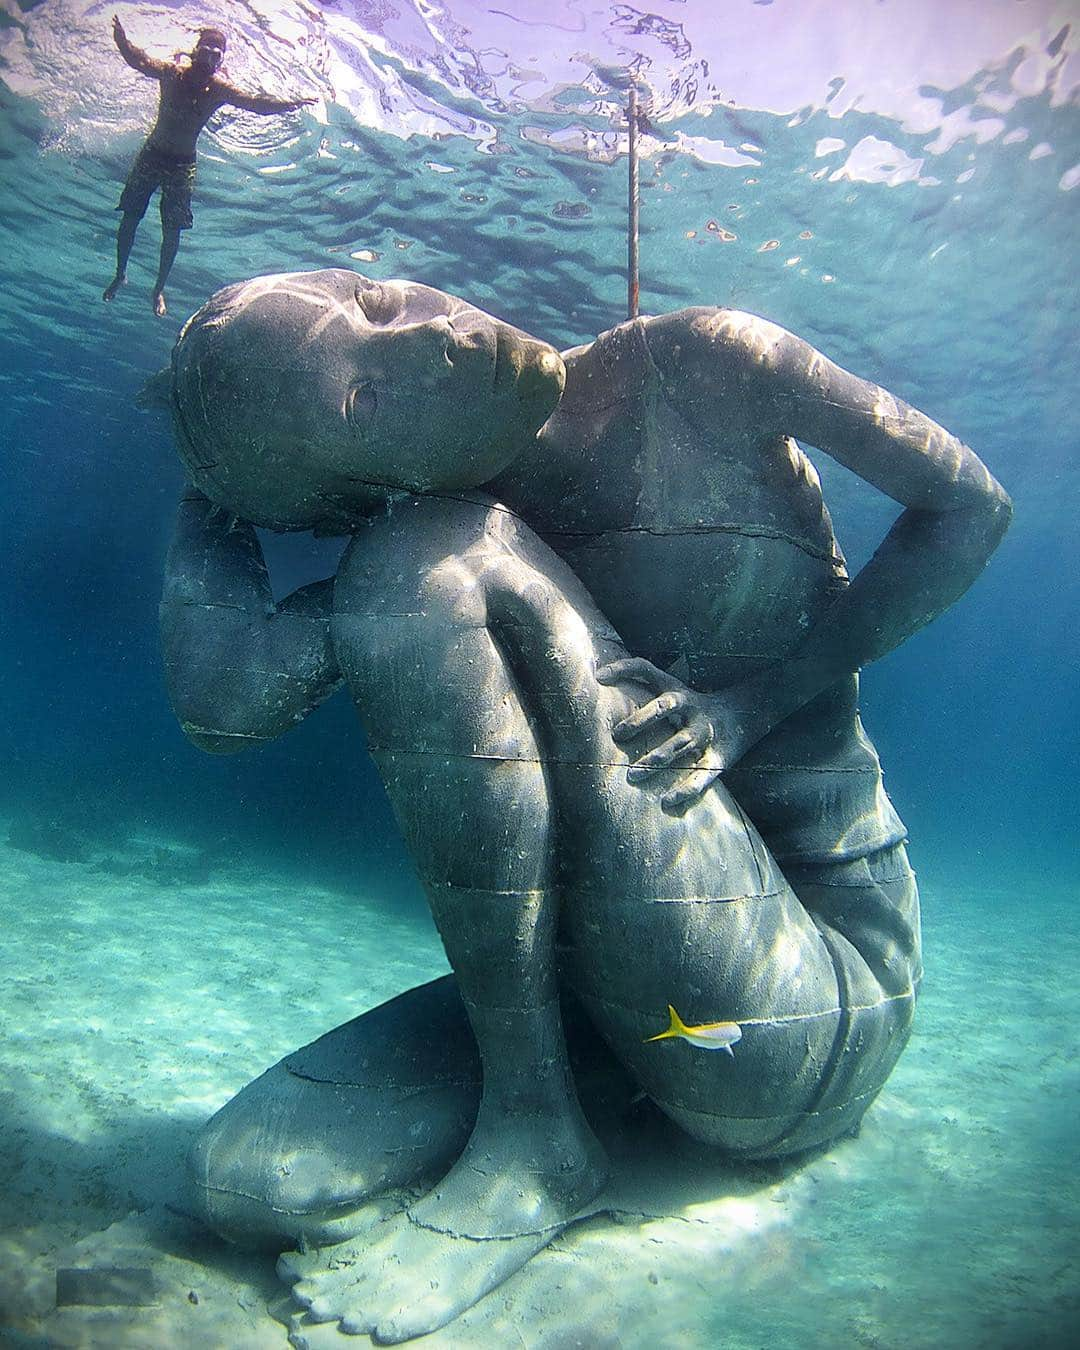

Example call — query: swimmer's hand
[596,658,768,812]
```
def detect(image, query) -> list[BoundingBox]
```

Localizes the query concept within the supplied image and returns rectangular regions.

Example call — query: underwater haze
[1,1,1078,1346]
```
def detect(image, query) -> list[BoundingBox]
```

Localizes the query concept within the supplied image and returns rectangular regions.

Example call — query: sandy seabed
[1,827,1076,1349]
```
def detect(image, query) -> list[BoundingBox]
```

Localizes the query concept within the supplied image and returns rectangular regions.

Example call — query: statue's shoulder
[641,306,793,363]
[638,308,832,406]
[557,307,811,412]
[566,307,796,369]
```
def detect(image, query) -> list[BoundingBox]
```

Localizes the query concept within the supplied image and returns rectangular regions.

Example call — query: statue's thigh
[779,845,922,1135]
[189,976,482,1250]
[334,526,551,897]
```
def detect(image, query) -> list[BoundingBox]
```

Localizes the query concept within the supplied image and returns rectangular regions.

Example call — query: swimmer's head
[170,269,565,532]
[192,28,226,72]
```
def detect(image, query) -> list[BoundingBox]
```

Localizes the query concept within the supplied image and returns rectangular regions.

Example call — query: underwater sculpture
[159,270,1010,1342]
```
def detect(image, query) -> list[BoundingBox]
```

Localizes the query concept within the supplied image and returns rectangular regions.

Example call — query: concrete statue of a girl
[157,270,1010,1342]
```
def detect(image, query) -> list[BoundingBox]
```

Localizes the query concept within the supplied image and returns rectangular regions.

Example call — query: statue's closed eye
[345,382,378,430]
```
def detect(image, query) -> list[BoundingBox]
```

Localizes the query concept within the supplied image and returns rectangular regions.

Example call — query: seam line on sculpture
[404,1211,569,1242]
[728,765,880,776]
[195,1181,410,1216]
[787,873,915,888]
[537,522,839,563]
[658,1081,890,1126]
[181,724,270,742]
[369,746,886,779]
[367,747,716,773]
[285,1069,479,1090]
[294,478,841,570]
[583,984,915,1025]
[174,600,254,614]
[426,880,785,904]
[633,890,788,905]
[177,666,316,682]
[425,884,549,898]
[175,599,333,623]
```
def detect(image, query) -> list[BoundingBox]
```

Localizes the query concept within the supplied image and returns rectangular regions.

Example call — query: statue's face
[170,269,565,530]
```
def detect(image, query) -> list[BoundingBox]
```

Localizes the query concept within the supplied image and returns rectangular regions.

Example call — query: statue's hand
[596,657,764,812]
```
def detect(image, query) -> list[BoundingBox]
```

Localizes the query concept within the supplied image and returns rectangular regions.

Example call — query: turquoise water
[1,1,1077,1345]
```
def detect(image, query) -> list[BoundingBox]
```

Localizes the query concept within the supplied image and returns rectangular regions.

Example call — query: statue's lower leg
[282,511,607,1340]
[484,550,919,1158]
[188,974,630,1254]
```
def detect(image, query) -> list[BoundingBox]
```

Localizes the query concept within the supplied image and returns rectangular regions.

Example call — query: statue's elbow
[983,480,1013,553]
[164,671,269,754]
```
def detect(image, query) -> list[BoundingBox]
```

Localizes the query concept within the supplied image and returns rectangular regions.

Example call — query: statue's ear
[136,366,172,412]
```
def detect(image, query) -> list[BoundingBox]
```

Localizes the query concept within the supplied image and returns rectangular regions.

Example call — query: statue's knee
[187,1066,378,1250]
[188,1085,298,1249]
[187,999,483,1250]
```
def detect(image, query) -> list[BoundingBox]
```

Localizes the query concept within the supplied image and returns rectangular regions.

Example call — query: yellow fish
[645,1005,742,1055]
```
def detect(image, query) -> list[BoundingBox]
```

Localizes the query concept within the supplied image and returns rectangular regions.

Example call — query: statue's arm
[604,310,1012,808]
[728,315,1012,730]
[161,492,343,753]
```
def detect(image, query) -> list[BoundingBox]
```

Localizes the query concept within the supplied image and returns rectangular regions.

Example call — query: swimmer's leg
[152,225,181,316]
[103,212,139,302]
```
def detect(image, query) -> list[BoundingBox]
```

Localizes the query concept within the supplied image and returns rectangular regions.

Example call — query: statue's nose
[419,313,494,368]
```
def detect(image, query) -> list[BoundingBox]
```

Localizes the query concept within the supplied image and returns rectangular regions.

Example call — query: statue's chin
[191,463,488,534]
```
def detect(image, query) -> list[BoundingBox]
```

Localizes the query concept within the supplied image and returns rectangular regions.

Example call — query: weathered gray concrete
[161,270,1010,1341]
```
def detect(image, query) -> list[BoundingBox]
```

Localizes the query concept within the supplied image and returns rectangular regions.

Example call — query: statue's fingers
[612,691,685,743]
[661,764,721,813]
[625,727,698,779]
[596,656,671,691]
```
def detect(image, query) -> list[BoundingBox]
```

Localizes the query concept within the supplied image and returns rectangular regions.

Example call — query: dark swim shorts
[118,142,197,230]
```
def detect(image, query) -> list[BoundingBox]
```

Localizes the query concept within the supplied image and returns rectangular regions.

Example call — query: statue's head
[170,269,565,531]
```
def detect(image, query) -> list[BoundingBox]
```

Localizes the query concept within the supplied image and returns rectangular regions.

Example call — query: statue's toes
[307,1293,350,1325]
[369,1238,542,1341]
[339,1307,381,1336]
[289,1279,339,1321]
[277,1249,315,1284]
[369,1300,455,1345]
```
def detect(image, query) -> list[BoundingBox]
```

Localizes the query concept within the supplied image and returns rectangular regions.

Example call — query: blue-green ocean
[1,2,1077,1346]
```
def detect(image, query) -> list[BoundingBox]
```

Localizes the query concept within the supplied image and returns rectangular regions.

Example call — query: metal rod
[627,81,640,320]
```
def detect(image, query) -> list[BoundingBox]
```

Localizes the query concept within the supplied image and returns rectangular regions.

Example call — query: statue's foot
[102,274,125,302]
[280,1112,607,1342]
[152,289,167,317]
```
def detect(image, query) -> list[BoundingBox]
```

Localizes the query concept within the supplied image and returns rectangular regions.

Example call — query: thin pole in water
[627,80,640,320]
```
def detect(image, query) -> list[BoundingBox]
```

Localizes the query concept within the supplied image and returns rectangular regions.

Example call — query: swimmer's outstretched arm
[160,490,342,753]
[111,15,168,79]
[606,311,1012,802]
[217,84,316,115]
